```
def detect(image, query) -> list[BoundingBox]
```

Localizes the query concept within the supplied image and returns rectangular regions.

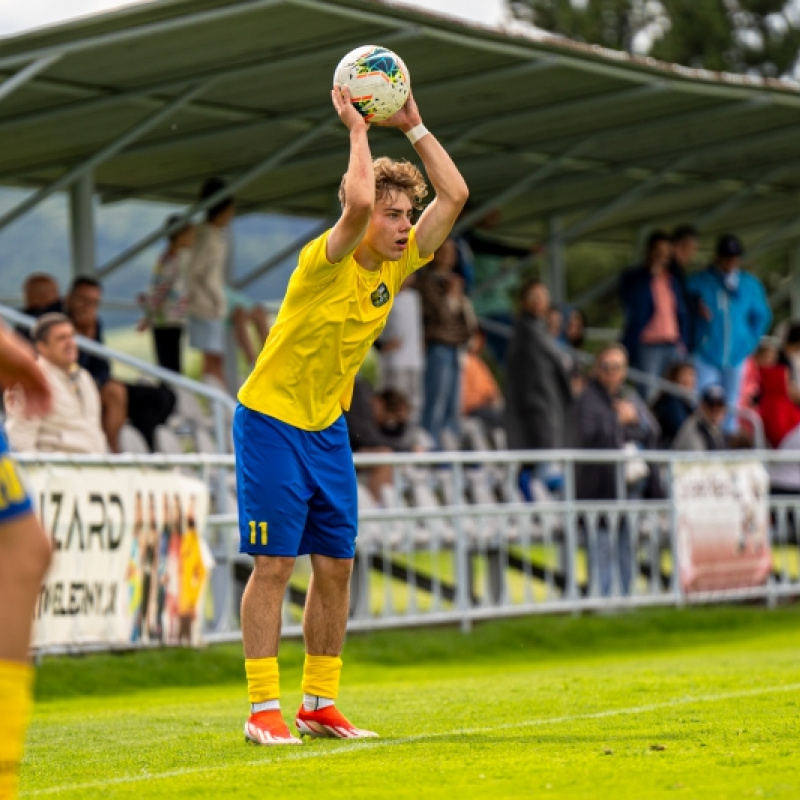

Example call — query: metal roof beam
[92,119,800,221]
[109,91,771,204]
[0,80,210,233]
[3,0,797,114]
[694,160,800,231]
[110,58,557,163]
[0,0,289,71]
[452,139,595,235]
[558,154,693,243]
[232,218,334,289]
[447,84,665,152]
[0,54,61,105]
[0,29,421,136]
[746,216,800,262]
[96,115,338,278]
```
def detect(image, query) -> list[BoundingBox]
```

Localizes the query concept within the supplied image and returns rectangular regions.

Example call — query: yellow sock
[244,657,279,704]
[301,654,343,700]
[0,660,33,800]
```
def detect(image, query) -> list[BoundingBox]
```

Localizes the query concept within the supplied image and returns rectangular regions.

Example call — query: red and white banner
[674,461,772,593]
[24,466,212,649]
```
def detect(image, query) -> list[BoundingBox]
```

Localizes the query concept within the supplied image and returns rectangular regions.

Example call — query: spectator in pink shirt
[620,231,690,401]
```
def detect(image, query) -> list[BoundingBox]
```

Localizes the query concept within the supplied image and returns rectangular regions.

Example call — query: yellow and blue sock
[301,654,342,711]
[245,657,280,714]
[0,659,34,800]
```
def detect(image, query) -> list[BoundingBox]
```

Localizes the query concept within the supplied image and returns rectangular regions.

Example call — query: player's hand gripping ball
[333,45,411,123]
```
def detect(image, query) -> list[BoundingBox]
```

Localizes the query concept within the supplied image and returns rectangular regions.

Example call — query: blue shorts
[0,429,34,523]
[233,405,358,559]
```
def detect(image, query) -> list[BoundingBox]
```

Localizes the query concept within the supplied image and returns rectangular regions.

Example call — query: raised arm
[326,85,375,264]
[0,324,51,418]
[376,93,469,258]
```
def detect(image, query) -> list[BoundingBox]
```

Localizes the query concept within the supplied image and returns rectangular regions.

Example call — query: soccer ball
[333,45,411,123]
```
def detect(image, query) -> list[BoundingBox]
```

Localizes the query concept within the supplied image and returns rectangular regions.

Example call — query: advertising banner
[24,466,212,649]
[673,461,772,593]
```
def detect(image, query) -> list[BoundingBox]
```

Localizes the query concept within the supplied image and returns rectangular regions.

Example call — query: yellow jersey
[238,227,432,431]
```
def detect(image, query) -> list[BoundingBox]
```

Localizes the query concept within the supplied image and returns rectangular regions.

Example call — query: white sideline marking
[21,682,800,797]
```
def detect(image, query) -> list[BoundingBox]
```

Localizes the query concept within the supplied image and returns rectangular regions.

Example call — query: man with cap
[672,385,728,451]
[686,234,771,433]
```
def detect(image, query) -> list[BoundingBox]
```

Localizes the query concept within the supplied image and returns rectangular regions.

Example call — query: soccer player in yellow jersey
[234,84,468,744]
[0,324,53,796]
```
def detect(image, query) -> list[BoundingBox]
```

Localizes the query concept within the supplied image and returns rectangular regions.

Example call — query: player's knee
[314,557,353,589]
[251,555,294,587]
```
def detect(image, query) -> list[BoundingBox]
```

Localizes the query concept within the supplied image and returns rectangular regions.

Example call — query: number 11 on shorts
[249,520,268,546]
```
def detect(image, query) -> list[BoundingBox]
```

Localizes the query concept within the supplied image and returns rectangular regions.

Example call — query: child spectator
[651,361,696,448]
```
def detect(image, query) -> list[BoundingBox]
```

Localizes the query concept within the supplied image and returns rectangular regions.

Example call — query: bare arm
[0,325,52,418]
[376,93,469,258]
[326,85,375,264]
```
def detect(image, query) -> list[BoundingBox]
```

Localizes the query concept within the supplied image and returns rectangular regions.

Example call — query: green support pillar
[68,173,96,277]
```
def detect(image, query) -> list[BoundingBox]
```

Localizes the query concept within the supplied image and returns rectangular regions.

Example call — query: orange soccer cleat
[244,710,302,745]
[295,704,379,739]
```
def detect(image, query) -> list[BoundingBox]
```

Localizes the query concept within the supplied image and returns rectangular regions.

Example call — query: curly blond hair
[339,156,428,210]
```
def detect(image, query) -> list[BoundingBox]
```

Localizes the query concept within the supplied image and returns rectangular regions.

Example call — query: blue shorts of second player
[0,428,34,523]
[233,404,358,559]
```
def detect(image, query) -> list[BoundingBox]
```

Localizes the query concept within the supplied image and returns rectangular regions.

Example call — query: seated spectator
[344,378,400,503]
[417,238,476,449]
[672,385,727,451]
[461,329,503,430]
[66,276,175,453]
[505,281,572,475]
[186,177,235,389]
[137,216,193,373]
[573,343,658,596]
[4,313,107,454]
[374,389,423,452]
[651,361,696,448]
[16,273,63,340]
[620,231,690,401]
[379,274,424,424]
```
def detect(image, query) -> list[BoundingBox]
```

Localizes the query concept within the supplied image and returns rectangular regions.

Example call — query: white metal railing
[14,448,800,651]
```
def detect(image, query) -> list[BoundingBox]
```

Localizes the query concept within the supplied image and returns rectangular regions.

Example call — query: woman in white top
[185,177,235,388]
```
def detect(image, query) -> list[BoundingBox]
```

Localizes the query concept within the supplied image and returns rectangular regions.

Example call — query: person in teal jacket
[687,234,772,433]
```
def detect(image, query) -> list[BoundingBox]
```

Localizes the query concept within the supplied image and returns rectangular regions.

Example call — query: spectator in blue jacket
[620,231,690,401]
[686,234,772,433]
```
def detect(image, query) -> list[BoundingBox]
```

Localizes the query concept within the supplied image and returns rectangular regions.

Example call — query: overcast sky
[0,0,506,37]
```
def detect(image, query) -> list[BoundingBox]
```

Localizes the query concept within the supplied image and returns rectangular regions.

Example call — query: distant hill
[0,188,321,329]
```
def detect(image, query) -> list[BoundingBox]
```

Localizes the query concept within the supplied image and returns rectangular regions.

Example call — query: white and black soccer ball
[333,45,411,123]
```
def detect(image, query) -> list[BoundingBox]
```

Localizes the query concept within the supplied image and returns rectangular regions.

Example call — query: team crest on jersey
[371,282,391,308]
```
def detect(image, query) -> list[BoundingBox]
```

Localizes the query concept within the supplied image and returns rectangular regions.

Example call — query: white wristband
[405,123,429,146]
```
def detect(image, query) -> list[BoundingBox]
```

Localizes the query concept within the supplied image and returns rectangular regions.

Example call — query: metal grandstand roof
[2,0,800,283]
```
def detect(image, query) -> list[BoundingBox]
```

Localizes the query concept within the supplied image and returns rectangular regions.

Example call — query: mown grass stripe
[21,681,800,797]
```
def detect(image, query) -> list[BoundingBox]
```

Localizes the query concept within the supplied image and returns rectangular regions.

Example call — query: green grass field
[20,605,800,799]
